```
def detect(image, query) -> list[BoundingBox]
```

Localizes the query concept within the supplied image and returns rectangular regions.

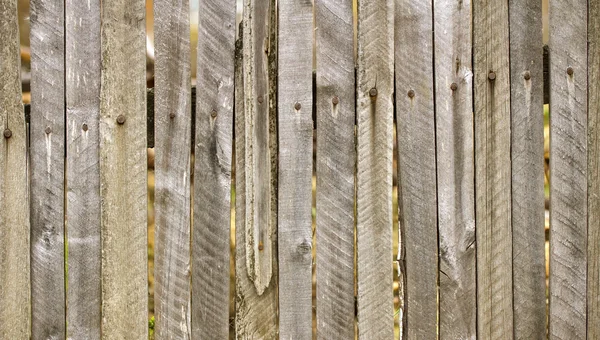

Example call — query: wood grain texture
[99,0,148,338]
[356,0,395,338]
[65,0,102,337]
[29,0,66,337]
[235,20,278,339]
[277,0,313,339]
[548,0,588,338]
[315,0,356,338]
[193,0,235,337]
[589,0,600,337]
[154,0,191,337]
[0,0,29,338]
[508,0,545,338]
[395,1,437,338]
[433,0,476,338]
[473,0,514,338]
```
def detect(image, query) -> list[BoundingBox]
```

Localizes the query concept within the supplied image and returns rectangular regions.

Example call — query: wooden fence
[0,0,598,339]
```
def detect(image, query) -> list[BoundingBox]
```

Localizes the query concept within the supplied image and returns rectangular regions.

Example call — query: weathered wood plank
[235,18,278,338]
[65,0,102,337]
[99,0,148,338]
[589,0,600,337]
[473,0,514,338]
[192,0,235,338]
[0,0,29,338]
[277,0,313,338]
[356,0,395,338]
[314,0,355,338]
[433,0,476,338]
[548,0,588,339]
[29,0,66,337]
[508,0,546,338]
[153,0,191,338]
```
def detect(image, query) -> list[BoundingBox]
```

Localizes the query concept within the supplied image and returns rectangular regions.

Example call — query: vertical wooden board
[99,0,148,338]
[356,0,395,338]
[154,0,191,338]
[314,0,356,338]
[193,0,235,338]
[473,0,513,338]
[29,0,66,337]
[65,0,102,337]
[277,0,313,339]
[508,0,545,338]
[235,22,279,339]
[0,0,29,338]
[589,0,600,337]
[433,0,476,338]
[548,0,588,338]
[395,1,438,339]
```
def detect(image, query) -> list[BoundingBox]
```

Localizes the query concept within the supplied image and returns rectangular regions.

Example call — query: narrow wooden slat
[589,0,600,337]
[154,0,191,337]
[65,0,102,337]
[193,0,235,337]
[395,1,437,338]
[356,0,394,338]
[473,0,513,338]
[29,0,66,337]
[0,0,29,337]
[433,0,476,338]
[508,0,545,338]
[235,20,278,339]
[277,0,313,338]
[99,0,148,338]
[315,0,355,338]
[548,0,588,338]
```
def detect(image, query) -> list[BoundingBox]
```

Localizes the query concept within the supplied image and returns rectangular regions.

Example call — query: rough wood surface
[193,0,235,337]
[315,0,356,338]
[508,0,546,338]
[99,0,148,338]
[356,0,395,338]
[235,20,278,339]
[29,0,66,337]
[0,0,29,338]
[473,0,514,338]
[548,0,588,338]
[65,0,102,337]
[277,0,313,339]
[153,0,191,337]
[433,0,476,338]
[589,1,600,337]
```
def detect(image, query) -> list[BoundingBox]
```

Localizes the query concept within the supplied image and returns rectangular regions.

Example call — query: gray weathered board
[0,0,29,338]
[99,0,148,338]
[549,0,588,339]
[193,0,235,337]
[153,0,192,338]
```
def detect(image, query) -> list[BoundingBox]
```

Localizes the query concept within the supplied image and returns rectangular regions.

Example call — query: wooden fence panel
[0,0,29,338]
[395,1,437,338]
[65,0,102,337]
[356,0,395,338]
[548,0,588,338]
[473,0,513,338]
[153,0,192,338]
[508,0,546,338]
[315,0,356,338]
[99,0,148,338]
[29,0,66,337]
[278,0,313,339]
[193,0,235,337]
[433,0,476,338]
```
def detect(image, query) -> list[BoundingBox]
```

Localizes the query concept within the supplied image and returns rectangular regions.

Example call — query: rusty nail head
[211,110,217,118]
[116,115,126,125]
[488,71,496,81]
[450,83,458,91]
[82,124,88,131]
[3,129,12,139]
[258,242,264,251]
[407,90,415,98]
[369,88,377,97]
[524,71,531,80]
[332,96,339,105]
[567,67,574,76]
[169,112,176,119]
[294,102,301,110]
[258,95,264,104]
[45,126,52,134]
